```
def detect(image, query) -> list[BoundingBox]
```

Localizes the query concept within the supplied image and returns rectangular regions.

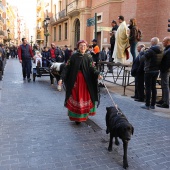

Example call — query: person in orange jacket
[91,39,100,67]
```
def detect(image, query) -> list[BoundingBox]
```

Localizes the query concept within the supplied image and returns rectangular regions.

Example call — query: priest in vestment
[112,16,130,64]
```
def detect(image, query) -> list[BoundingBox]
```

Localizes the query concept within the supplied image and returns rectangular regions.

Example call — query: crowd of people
[108,15,170,110]
[1,14,169,125]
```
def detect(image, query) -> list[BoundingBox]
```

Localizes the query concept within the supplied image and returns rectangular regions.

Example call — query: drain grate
[85,119,102,132]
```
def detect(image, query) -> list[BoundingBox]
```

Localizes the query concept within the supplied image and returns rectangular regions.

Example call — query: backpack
[136,29,142,41]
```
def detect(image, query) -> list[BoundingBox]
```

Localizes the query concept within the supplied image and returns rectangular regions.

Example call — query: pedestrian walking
[18,38,34,82]
[58,40,102,124]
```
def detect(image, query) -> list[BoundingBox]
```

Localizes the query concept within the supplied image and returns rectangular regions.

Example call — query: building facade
[0,0,6,44]
[40,0,170,49]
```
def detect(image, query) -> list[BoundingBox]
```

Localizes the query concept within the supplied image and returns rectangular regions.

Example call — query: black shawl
[61,52,100,106]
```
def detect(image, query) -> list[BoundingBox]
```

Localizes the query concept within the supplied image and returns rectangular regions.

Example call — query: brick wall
[90,0,170,44]
[156,0,170,42]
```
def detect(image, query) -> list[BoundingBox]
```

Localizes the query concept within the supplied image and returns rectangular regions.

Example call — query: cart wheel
[33,73,36,82]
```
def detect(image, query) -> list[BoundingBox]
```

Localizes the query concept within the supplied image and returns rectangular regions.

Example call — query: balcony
[59,9,66,19]
[55,9,66,21]
[0,30,4,36]
[67,1,79,16]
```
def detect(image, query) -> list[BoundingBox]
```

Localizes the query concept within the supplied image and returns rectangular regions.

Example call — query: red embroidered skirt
[66,71,96,122]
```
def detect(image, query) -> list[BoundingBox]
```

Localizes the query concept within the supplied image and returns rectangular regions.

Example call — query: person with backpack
[128,18,139,62]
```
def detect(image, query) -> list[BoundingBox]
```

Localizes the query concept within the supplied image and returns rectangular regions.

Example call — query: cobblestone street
[0,58,170,170]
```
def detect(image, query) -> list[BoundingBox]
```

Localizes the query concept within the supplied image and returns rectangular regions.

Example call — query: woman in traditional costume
[58,40,102,124]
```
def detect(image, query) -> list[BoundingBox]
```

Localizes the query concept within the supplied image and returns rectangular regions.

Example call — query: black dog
[106,106,134,169]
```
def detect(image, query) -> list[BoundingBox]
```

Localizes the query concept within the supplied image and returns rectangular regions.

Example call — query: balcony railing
[59,9,66,19]
[0,30,4,36]
[37,35,42,39]
[37,26,41,30]
[0,16,4,23]
[56,9,66,21]
[67,1,77,13]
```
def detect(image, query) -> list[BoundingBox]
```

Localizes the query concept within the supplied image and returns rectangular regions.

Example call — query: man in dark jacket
[140,37,162,110]
[42,47,50,67]
[131,44,145,101]
[156,37,170,108]
[55,46,64,62]
[64,45,70,63]
[18,38,34,82]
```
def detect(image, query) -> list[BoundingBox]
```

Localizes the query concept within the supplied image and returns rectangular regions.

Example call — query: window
[64,22,67,39]
[59,25,61,40]
[59,0,62,11]
[97,12,103,23]
[54,27,56,41]
[97,15,101,21]
[54,5,56,17]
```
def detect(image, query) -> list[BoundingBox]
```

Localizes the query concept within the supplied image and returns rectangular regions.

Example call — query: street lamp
[44,15,50,47]
[7,29,10,46]
[30,36,33,48]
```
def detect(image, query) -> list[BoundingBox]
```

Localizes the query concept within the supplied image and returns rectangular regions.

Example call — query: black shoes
[27,78,31,82]
[156,103,169,109]
[156,100,164,105]
[134,99,144,102]
[75,121,81,125]
[131,96,136,99]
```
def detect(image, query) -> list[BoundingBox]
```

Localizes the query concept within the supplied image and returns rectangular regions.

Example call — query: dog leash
[99,74,122,115]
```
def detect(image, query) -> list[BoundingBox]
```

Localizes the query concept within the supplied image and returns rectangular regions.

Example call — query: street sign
[97,26,112,31]
[87,17,95,27]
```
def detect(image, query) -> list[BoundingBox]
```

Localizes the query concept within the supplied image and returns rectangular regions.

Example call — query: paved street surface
[0,58,170,170]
